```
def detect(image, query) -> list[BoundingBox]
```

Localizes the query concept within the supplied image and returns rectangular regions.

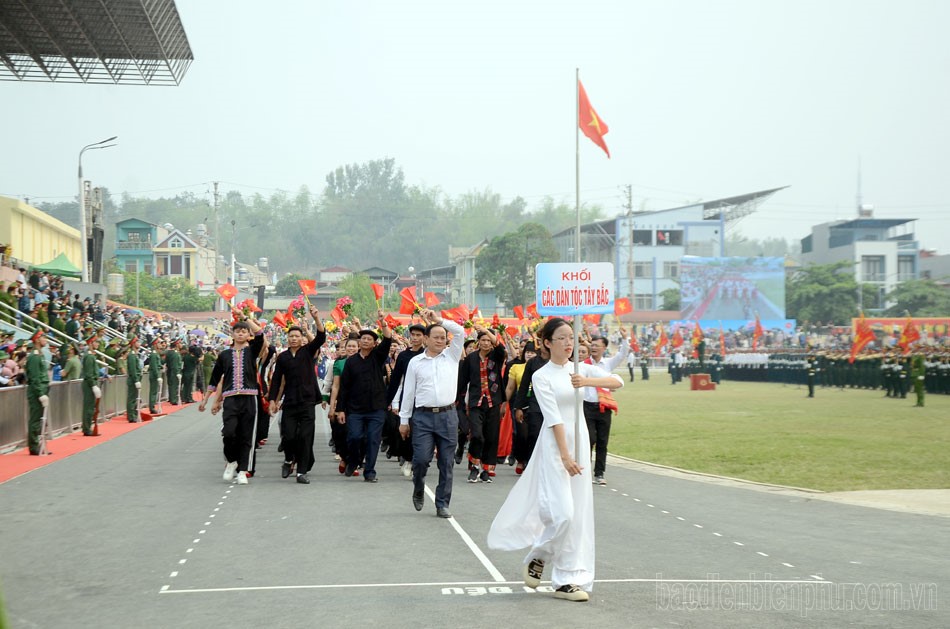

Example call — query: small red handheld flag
[370,283,385,301]
[297,279,317,296]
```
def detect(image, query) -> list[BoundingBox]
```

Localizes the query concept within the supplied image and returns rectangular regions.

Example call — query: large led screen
[680,256,786,321]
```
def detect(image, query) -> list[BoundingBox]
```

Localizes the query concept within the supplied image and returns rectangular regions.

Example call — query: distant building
[919,249,950,286]
[114,218,166,275]
[801,216,918,310]
[319,265,351,284]
[0,196,82,268]
[552,188,785,310]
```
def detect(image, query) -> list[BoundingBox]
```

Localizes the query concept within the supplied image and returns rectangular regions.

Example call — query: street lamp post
[78,136,117,282]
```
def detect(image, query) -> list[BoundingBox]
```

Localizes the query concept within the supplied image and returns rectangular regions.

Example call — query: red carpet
[0,395,202,484]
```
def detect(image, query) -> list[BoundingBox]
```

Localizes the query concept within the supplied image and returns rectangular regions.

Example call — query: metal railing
[0,301,116,369]
[0,374,169,453]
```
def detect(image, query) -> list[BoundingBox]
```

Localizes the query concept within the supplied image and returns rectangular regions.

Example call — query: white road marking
[424,486,505,582]
[733,541,744,546]
[159,576,833,594]
[694,524,703,528]
[782,563,795,568]
[186,549,193,553]
[204,522,210,526]
[756,552,769,557]
[713,533,722,537]
[199,530,206,534]
[179,559,187,565]
[161,585,169,592]
[633,498,640,502]
[676,517,685,521]
[193,539,200,543]
[170,572,178,578]
[810,575,824,580]
[661,510,669,514]
[621,493,628,497]
[647,504,654,508]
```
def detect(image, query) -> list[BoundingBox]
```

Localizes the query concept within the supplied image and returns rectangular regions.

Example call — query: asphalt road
[1,406,947,628]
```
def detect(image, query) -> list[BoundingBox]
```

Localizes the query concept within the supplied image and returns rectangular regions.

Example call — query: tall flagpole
[574,68,582,463]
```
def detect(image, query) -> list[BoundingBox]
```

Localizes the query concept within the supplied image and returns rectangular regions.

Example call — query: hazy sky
[2,0,949,252]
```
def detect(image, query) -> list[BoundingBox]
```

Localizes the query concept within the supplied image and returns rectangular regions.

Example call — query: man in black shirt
[268,307,326,484]
[336,311,393,482]
[386,323,426,473]
[458,328,507,483]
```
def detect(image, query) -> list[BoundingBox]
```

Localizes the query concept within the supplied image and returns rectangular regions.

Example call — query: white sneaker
[402,461,412,477]
[223,461,238,482]
[236,471,248,485]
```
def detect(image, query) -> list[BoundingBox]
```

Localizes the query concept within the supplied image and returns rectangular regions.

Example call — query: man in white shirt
[399,308,465,518]
[584,326,630,485]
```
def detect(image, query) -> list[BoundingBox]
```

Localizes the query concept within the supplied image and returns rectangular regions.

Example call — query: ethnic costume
[207,330,265,476]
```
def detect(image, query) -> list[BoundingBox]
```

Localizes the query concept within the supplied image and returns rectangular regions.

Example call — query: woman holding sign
[487,317,623,602]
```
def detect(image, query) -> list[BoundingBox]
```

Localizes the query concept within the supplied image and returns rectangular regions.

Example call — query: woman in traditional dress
[487,317,623,602]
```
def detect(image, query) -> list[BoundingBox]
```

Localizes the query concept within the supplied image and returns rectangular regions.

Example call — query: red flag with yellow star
[614,297,632,316]
[578,79,610,158]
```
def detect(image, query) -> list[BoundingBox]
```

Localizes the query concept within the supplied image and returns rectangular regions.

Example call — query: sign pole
[574,67,582,464]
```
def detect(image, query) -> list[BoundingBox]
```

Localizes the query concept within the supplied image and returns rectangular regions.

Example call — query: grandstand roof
[0,0,192,85]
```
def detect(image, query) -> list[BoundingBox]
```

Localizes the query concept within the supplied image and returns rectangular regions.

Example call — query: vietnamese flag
[440,308,458,321]
[583,313,601,326]
[692,321,704,346]
[216,283,238,302]
[629,335,640,353]
[424,291,440,307]
[850,313,876,363]
[653,327,669,357]
[898,317,920,354]
[513,305,525,321]
[671,329,684,349]
[370,283,385,301]
[614,297,632,317]
[385,314,400,329]
[297,279,317,295]
[271,312,288,329]
[330,306,345,324]
[752,315,764,351]
[527,303,539,319]
[398,299,415,316]
[578,79,610,158]
[455,305,470,322]
[719,325,727,356]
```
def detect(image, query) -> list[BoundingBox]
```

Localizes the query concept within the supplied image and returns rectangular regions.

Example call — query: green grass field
[607,371,950,492]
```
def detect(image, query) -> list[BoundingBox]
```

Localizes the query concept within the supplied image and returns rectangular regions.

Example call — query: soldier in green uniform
[125,338,142,422]
[104,337,121,375]
[911,354,926,407]
[180,344,197,404]
[25,330,50,455]
[202,347,216,398]
[165,339,183,405]
[81,333,102,436]
[147,338,165,413]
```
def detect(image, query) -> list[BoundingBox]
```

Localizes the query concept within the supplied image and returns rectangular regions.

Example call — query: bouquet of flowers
[289,296,307,321]
[393,324,406,336]
[462,317,475,330]
[324,320,338,334]
[491,314,506,335]
[527,318,544,335]
[337,296,354,317]
[232,298,261,324]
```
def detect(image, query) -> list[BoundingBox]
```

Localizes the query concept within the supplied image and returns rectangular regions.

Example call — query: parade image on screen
[679,256,786,321]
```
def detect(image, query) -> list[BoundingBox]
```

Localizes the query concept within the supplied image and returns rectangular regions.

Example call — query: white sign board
[535,262,615,316]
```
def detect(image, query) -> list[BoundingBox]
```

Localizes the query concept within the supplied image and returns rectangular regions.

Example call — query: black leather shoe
[436,507,452,518]
[454,451,463,465]
[296,474,310,484]
[344,464,356,477]
[412,489,424,511]
[281,462,292,479]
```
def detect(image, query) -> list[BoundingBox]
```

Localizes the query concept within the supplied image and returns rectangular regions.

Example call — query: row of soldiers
[719,349,950,398]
